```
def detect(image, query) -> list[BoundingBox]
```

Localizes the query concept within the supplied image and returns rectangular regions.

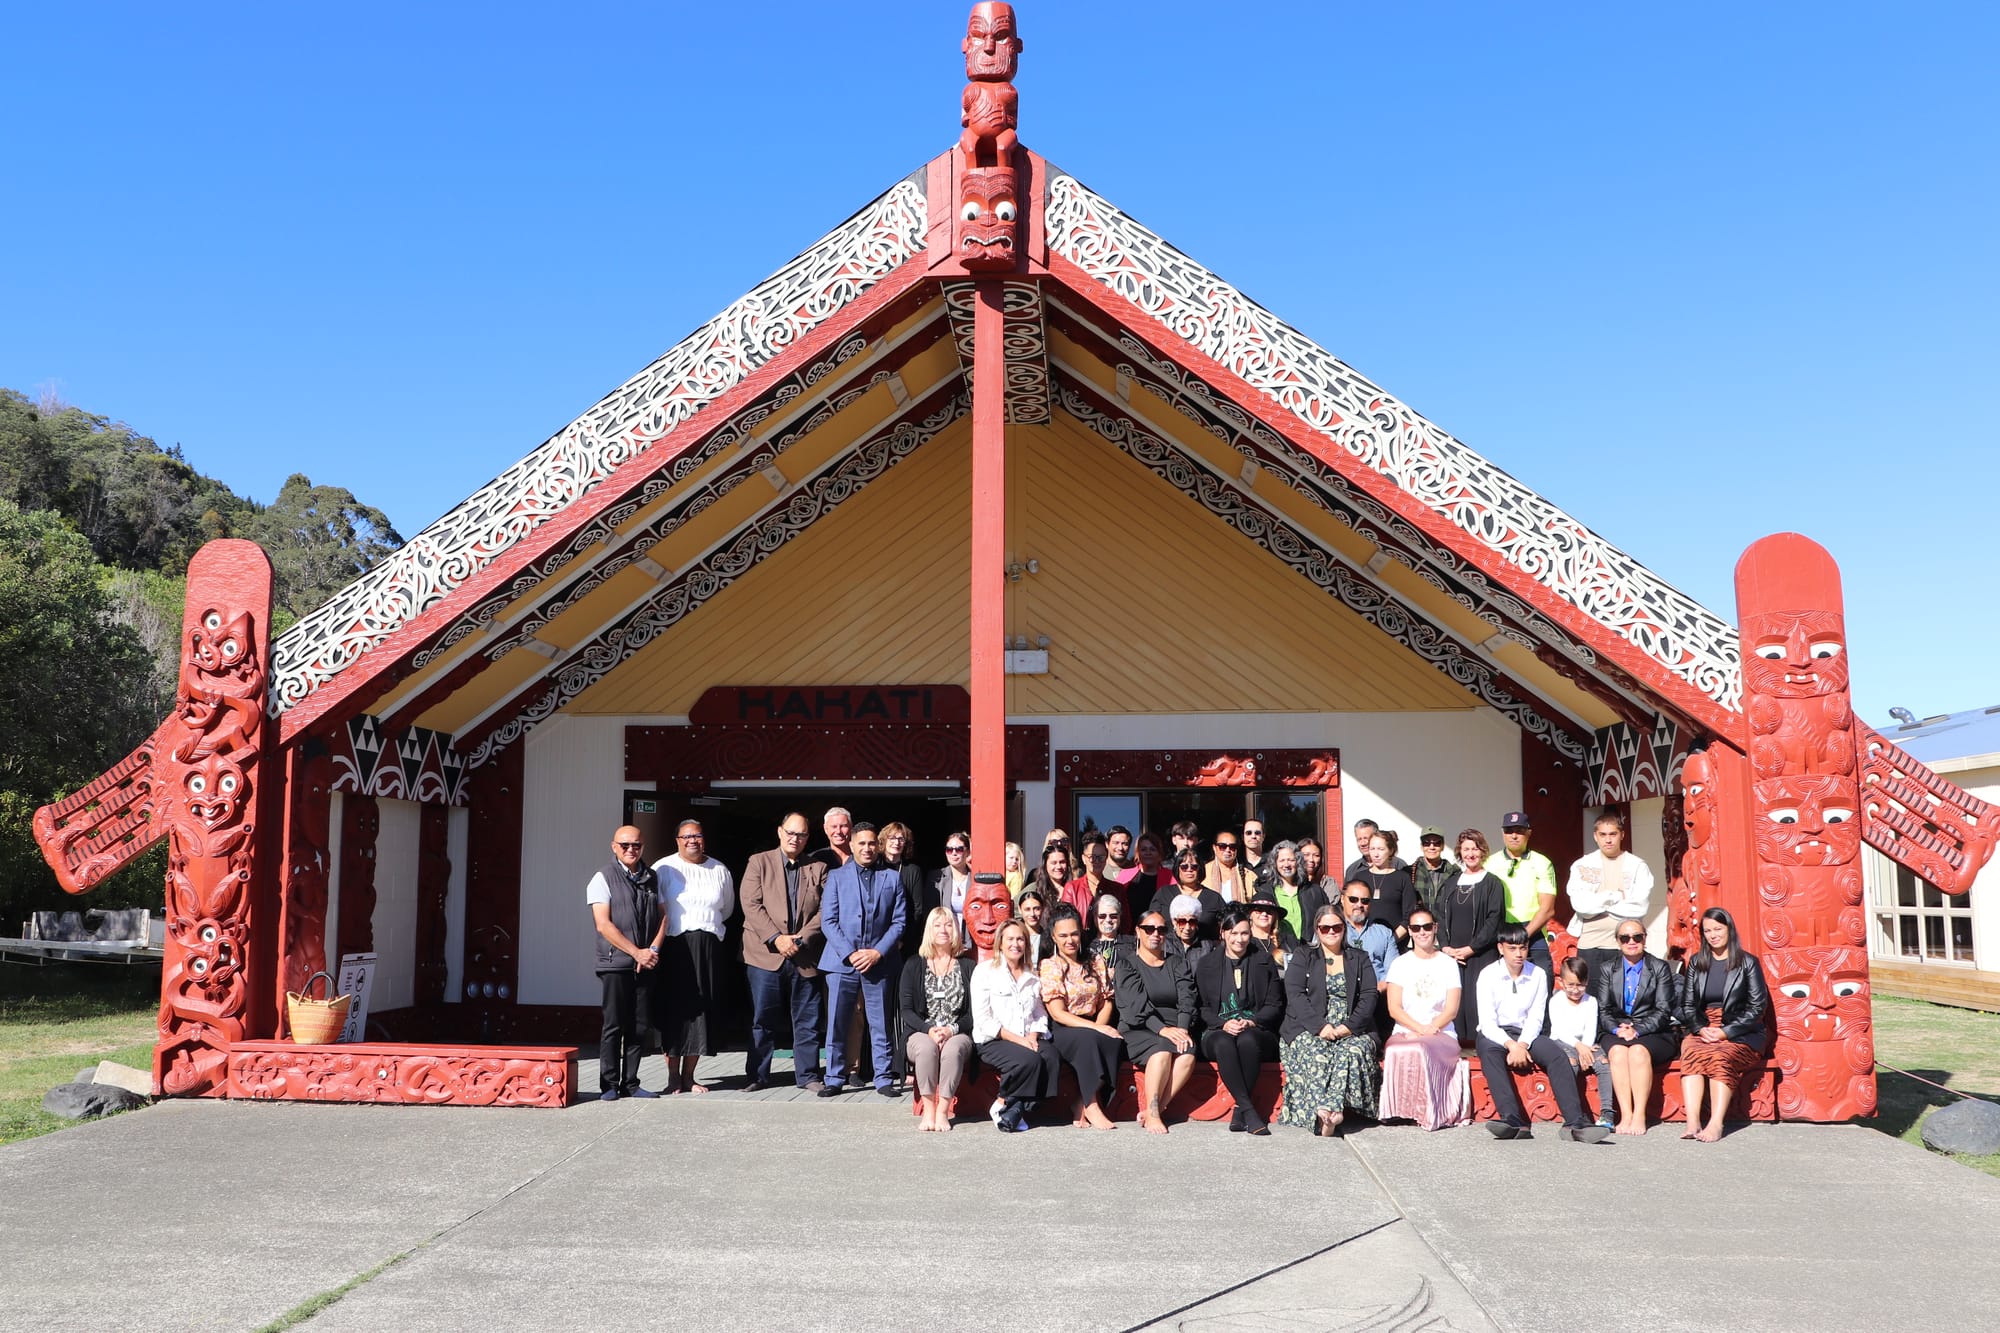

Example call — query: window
[1873,853,1975,966]
[1072,789,1322,850]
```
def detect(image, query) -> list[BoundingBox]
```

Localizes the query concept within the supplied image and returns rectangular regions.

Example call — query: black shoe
[599,1089,620,1103]
[875,1084,901,1099]
[1486,1122,1525,1140]
[745,1079,771,1093]
[1561,1124,1612,1144]
[1246,1119,1271,1137]
[1228,1109,1246,1133]
[817,1084,844,1098]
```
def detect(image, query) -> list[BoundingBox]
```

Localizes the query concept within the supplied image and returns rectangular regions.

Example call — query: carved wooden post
[336,794,380,961]
[1736,534,1874,1121]
[462,742,523,1039]
[415,804,452,1009]
[279,740,333,1005]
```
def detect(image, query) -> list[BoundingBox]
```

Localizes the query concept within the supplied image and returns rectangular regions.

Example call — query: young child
[1545,955,1615,1129]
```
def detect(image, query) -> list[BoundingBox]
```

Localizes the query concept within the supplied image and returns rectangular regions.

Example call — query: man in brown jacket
[741,812,827,1092]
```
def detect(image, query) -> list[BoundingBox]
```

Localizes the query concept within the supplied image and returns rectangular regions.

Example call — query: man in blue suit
[819,823,907,1097]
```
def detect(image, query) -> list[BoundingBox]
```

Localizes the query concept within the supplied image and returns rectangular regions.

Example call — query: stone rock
[1922,1098,2000,1157]
[90,1060,154,1096]
[41,1082,149,1121]
[74,1066,98,1085]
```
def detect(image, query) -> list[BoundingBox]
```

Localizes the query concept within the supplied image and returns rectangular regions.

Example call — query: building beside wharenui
[35,3,1995,1117]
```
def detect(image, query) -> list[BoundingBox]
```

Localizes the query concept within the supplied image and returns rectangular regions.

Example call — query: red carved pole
[279,741,333,1007]
[969,282,1008,870]
[336,794,380,961]
[1735,534,1873,1121]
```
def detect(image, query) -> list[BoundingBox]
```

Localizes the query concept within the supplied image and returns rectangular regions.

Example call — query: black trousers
[1200,1025,1278,1120]
[978,1035,1061,1105]
[1477,1027,1594,1129]
[598,968,654,1094]
[1050,1025,1124,1105]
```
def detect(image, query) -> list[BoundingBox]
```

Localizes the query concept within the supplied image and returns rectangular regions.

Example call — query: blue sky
[4,2,1994,723]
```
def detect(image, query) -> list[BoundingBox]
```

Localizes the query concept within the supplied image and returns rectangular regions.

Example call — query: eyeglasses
[1136,923,1165,934]
[1617,933,1647,943]
[945,844,968,853]
[1316,924,1342,935]
[1176,861,1201,871]
[616,842,644,850]
[1409,923,1437,933]
[678,834,704,841]
[1097,912,1121,921]
[1215,841,1239,850]
[1174,917,1199,927]
[1343,895,1369,905]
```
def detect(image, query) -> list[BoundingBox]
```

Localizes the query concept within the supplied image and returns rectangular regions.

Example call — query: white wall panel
[370,798,422,1012]
[519,715,631,1006]
[1630,796,1670,957]
[444,806,468,1004]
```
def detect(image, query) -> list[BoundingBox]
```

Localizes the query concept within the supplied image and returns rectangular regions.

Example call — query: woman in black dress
[1360,830,1416,943]
[1150,849,1228,941]
[1433,829,1505,1031]
[1194,909,1284,1135]
[1085,890,1126,975]
[1674,907,1770,1142]
[1116,910,1200,1135]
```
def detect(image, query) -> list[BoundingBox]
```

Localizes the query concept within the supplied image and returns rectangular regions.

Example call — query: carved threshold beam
[459,379,970,767]
[1054,369,1590,760]
[1044,292,1684,740]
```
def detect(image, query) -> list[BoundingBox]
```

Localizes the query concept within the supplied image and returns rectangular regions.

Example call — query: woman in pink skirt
[1379,907,1470,1129]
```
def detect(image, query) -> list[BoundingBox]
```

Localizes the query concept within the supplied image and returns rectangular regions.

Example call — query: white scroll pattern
[1045,173,1741,713]
[269,179,929,716]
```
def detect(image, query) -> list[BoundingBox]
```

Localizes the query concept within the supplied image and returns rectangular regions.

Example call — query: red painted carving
[1736,534,1867,1121]
[415,804,452,1008]
[1770,944,1876,1121]
[336,794,379,961]
[1858,721,1998,896]
[226,1040,575,1107]
[461,741,524,1039]
[963,879,1013,963]
[280,744,333,998]
[689,684,970,725]
[954,3,1023,271]
[1469,1060,1776,1123]
[1194,755,1257,785]
[1674,751,1719,960]
[32,722,171,894]
[1660,792,1691,961]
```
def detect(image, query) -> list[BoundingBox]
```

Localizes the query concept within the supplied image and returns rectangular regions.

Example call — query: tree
[241,473,403,620]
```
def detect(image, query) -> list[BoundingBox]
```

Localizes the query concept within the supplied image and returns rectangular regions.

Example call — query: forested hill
[0,387,406,926]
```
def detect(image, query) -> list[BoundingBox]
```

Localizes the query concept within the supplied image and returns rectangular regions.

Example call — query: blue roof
[1875,704,2000,764]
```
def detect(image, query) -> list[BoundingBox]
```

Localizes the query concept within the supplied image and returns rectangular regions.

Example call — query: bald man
[586,825,667,1100]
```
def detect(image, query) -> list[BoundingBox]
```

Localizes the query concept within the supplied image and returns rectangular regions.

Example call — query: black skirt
[658,929,720,1058]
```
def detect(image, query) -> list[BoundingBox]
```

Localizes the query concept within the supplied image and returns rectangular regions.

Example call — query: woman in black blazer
[1674,907,1770,1142]
[1194,909,1285,1135]
[1150,849,1230,941]
[1116,910,1201,1135]
[1278,902,1381,1137]
[1591,921,1681,1135]
[899,908,979,1132]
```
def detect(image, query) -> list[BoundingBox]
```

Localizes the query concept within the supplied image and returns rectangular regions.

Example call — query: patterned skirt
[1277,1031,1380,1126]
[1378,1032,1469,1130]
[1679,1006,1762,1085]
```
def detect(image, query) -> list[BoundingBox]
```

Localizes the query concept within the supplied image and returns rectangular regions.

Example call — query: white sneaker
[989,1098,1006,1126]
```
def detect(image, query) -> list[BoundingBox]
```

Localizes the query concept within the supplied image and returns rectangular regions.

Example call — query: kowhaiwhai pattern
[1045,173,1741,713]
[464,391,967,766]
[943,281,1052,424]
[1059,377,1586,760]
[270,179,928,715]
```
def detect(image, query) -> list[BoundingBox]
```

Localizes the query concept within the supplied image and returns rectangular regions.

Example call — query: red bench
[1467,1057,1779,1124]
[1131,1062,1284,1123]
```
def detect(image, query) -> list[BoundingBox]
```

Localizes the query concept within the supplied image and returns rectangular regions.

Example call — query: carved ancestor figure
[954,2,1024,272]
[1769,944,1876,1120]
[1745,607,1854,780]
[1673,751,1720,960]
[962,877,1014,962]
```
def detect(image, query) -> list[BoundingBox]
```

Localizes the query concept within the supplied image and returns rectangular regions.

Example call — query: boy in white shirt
[1544,955,1615,1130]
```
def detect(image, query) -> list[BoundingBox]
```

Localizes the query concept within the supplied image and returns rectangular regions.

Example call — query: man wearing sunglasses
[1337,879,1398,1001]
[1565,811,1656,980]
[585,825,667,1101]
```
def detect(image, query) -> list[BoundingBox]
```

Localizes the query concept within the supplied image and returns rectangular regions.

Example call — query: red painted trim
[625,724,1050,786]
[970,282,1009,875]
[1042,256,1745,746]
[280,257,936,744]
[1520,730,1587,922]
[461,742,524,1037]
[1050,749,1340,852]
[226,1040,576,1107]
[414,803,451,1008]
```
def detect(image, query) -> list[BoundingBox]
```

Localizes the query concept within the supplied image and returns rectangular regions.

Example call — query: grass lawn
[0,963,159,1146]
[1863,993,2000,1179]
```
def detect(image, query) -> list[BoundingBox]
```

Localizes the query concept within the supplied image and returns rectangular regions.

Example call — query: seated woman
[1039,912,1124,1131]
[899,907,978,1132]
[1675,907,1770,1142]
[1279,902,1381,1136]
[1167,899,1214,964]
[1150,849,1228,941]
[1194,909,1284,1135]
[1086,890,1126,975]
[1378,907,1469,1130]
[1591,915,1679,1136]
[1116,911,1201,1135]
[971,919,1061,1132]
[1246,891,1299,974]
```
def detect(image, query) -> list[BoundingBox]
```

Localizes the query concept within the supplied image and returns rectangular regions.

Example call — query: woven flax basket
[286,970,352,1045]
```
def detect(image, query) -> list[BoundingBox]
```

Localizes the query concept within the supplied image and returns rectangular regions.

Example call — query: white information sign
[335,952,378,1044]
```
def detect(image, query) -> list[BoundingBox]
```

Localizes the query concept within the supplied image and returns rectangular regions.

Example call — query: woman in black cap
[1245,890,1299,975]
[1194,908,1284,1134]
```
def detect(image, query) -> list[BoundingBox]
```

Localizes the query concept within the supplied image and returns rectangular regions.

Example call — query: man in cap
[1492,811,1559,973]
[1408,825,1460,914]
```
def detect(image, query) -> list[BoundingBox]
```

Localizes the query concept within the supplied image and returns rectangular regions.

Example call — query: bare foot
[1679,1125,1700,1140]
[685,1081,709,1095]
[1083,1103,1117,1131]
[937,1113,954,1133]
[1143,1107,1169,1136]
[1695,1124,1723,1142]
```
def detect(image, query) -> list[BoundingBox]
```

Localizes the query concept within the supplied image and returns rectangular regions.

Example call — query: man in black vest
[587,824,667,1100]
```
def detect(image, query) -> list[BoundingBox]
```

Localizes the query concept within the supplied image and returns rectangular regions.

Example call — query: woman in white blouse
[971,919,1060,1132]
[654,819,736,1094]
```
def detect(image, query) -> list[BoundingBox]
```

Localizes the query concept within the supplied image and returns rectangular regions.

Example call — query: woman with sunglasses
[1149,849,1228,942]
[1675,907,1770,1142]
[1591,913,1679,1135]
[1040,910,1123,1131]
[1085,891,1127,972]
[1280,901,1381,1136]
[1245,892,1299,975]
[1197,908,1285,1135]
[933,832,973,928]
[1378,907,1469,1130]
[1116,911,1201,1134]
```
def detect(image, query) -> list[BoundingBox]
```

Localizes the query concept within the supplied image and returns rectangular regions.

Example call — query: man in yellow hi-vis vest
[1491,811,1558,973]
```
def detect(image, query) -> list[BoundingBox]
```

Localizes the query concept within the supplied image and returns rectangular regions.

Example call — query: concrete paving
[1,1047,1995,1332]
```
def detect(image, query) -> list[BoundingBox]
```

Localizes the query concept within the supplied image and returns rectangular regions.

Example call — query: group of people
[586,806,1772,1142]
